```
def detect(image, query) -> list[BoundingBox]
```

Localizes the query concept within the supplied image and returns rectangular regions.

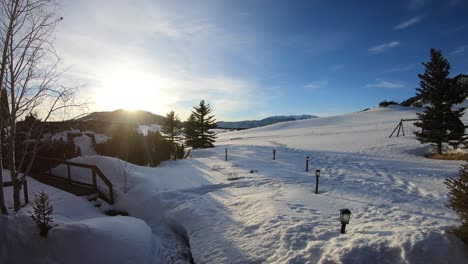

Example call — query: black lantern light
[339,209,351,234]
[315,169,320,194]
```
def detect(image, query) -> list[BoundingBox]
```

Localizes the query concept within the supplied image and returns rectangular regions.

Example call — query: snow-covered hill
[217,114,317,129]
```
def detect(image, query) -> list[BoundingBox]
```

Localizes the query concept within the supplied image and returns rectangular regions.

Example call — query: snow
[3,105,468,263]
[138,124,162,135]
[74,134,97,156]
[0,171,157,264]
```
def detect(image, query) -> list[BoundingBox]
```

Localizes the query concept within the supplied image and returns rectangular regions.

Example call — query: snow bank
[0,175,156,264]
[48,216,152,264]
[0,215,153,264]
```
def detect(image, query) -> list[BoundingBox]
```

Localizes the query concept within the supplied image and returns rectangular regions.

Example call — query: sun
[95,70,168,113]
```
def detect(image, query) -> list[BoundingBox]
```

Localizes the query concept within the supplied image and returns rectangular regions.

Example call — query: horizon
[56,0,468,120]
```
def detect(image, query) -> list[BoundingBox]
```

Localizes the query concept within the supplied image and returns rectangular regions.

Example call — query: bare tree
[0,0,85,213]
[117,159,134,193]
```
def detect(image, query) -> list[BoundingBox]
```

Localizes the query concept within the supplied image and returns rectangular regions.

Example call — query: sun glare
[96,70,168,114]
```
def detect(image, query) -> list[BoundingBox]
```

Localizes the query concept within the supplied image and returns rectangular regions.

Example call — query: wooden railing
[34,157,114,204]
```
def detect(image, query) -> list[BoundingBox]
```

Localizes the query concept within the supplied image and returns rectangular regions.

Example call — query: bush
[30,191,53,237]
[379,100,399,107]
[445,164,468,243]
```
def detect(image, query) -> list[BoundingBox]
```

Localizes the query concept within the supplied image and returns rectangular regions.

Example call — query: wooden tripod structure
[389,119,420,138]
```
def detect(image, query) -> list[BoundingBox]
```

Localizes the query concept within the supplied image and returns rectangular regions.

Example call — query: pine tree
[184,100,217,148]
[445,164,468,243]
[161,110,182,143]
[30,191,53,237]
[414,49,467,154]
[184,113,200,148]
[192,100,217,148]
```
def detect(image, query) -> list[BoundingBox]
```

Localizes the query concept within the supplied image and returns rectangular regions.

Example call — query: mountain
[217,115,317,129]
[79,109,166,125]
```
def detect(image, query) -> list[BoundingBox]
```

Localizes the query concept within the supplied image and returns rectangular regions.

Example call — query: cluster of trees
[94,100,218,166]
[162,100,217,149]
[95,124,181,166]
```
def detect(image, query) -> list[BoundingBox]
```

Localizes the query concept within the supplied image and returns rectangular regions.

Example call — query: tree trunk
[0,126,8,214]
[438,142,443,155]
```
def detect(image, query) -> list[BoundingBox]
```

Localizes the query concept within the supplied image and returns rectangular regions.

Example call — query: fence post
[92,168,97,190]
[306,156,310,172]
[273,149,276,160]
[225,148,228,161]
[109,185,114,204]
[23,180,29,204]
[67,164,72,189]
[315,169,320,194]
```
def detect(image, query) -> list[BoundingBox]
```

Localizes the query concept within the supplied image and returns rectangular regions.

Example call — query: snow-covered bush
[30,191,53,237]
[445,164,468,243]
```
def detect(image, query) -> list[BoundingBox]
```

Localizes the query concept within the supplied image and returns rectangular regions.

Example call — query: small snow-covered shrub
[445,164,468,243]
[30,191,53,237]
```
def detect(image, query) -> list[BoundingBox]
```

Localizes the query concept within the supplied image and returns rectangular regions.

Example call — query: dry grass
[426,153,468,161]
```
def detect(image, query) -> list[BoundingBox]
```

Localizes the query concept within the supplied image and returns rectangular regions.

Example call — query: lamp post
[305,156,310,172]
[339,209,351,234]
[315,169,320,194]
[225,148,228,161]
[273,149,276,160]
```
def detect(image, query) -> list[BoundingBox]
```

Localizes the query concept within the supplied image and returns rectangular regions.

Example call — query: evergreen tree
[161,110,182,142]
[193,100,217,148]
[184,100,217,148]
[445,164,468,243]
[184,113,200,148]
[414,49,467,154]
[30,191,53,237]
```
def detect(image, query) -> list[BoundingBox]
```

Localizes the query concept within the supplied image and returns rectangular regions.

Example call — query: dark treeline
[95,124,184,166]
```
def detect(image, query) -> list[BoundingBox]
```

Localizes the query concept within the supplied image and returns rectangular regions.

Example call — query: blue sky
[56,0,468,120]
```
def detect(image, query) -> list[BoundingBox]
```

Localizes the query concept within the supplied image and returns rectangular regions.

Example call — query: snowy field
[2,105,468,263]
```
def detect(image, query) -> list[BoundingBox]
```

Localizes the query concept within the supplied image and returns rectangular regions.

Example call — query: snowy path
[143,143,465,263]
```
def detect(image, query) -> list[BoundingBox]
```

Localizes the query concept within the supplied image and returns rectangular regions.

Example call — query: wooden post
[92,168,97,190]
[306,156,310,172]
[109,185,114,204]
[23,180,29,204]
[273,149,276,160]
[225,148,228,161]
[396,121,402,137]
[67,164,72,189]
[315,174,319,194]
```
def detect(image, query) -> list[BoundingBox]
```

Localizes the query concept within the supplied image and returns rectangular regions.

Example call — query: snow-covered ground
[2,105,468,263]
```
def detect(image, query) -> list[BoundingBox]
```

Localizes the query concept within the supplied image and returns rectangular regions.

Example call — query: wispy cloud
[331,64,345,72]
[409,0,429,10]
[451,45,467,55]
[369,41,400,54]
[304,80,328,89]
[394,16,422,30]
[384,63,418,73]
[365,79,405,89]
